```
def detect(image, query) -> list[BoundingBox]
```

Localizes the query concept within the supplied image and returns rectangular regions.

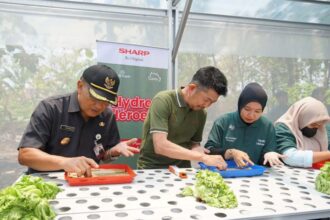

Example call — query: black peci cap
[82,64,120,105]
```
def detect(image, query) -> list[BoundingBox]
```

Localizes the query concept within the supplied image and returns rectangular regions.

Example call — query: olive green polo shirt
[205,111,276,165]
[137,88,207,169]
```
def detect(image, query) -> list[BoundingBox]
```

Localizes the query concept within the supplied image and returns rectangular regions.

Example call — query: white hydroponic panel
[32,166,330,220]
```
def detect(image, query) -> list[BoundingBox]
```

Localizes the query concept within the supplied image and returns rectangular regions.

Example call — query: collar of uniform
[175,87,188,108]
[234,111,261,128]
[68,91,80,113]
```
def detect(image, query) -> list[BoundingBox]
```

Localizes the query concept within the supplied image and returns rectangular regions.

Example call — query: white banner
[97,41,168,69]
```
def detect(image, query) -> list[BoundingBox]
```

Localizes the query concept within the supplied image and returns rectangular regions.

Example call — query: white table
[33,165,330,220]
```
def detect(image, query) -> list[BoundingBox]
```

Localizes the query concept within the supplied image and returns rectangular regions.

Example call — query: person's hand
[60,156,99,177]
[201,154,228,170]
[203,148,210,154]
[191,145,210,154]
[227,149,254,168]
[105,138,140,159]
[263,152,286,166]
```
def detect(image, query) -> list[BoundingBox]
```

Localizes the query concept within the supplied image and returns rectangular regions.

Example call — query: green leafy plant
[315,162,330,195]
[182,170,238,208]
[0,175,61,219]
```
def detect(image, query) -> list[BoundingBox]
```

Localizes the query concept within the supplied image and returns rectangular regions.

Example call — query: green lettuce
[182,170,238,208]
[316,162,330,195]
[0,175,61,220]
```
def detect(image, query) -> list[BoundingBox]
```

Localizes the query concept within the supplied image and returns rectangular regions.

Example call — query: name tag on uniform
[94,143,105,159]
[60,125,75,132]
[256,139,265,146]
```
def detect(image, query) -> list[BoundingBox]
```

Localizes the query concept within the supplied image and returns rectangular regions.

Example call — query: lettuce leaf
[316,162,330,195]
[182,170,238,208]
[0,175,61,219]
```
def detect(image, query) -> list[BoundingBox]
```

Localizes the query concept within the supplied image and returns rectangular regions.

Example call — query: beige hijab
[276,97,330,151]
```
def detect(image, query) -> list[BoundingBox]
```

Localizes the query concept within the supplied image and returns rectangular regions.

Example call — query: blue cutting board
[199,160,266,178]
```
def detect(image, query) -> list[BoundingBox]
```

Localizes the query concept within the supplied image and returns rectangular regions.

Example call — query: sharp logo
[119,48,150,56]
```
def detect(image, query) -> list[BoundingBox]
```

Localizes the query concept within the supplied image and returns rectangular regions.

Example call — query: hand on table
[263,152,286,166]
[60,156,99,177]
[227,149,254,168]
[201,154,228,170]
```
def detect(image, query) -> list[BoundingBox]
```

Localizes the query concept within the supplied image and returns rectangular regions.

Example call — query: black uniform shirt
[19,92,120,173]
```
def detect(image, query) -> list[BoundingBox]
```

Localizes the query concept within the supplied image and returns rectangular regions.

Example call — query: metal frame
[167,1,174,90]
[1,0,330,89]
[171,0,192,62]
[189,12,330,32]
[0,0,166,17]
[167,0,194,89]
[288,0,330,4]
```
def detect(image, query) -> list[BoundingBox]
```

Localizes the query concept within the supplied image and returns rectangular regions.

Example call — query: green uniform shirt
[137,88,207,169]
[274,123,297,154]
[275,123,330,153]
[205,111,276,165]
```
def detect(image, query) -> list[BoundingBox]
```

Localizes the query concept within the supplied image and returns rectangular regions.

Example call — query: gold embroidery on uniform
[105,77,115,89]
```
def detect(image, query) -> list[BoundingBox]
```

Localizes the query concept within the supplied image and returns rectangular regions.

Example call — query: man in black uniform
[18,64,139,177]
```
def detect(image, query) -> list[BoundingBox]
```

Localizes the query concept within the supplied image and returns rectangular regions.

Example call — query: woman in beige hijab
[275,97,330,167]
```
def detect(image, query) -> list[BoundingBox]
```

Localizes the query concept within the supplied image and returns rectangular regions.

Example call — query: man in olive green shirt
[137,66,228,169]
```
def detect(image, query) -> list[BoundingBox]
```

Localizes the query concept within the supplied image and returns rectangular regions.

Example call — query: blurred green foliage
[178,53,330,114]
[0,45,94,135]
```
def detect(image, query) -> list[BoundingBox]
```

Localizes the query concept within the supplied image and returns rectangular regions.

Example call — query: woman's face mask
[301,127,318,138]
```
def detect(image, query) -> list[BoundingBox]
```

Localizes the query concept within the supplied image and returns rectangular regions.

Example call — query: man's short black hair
[191,66,228,96]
